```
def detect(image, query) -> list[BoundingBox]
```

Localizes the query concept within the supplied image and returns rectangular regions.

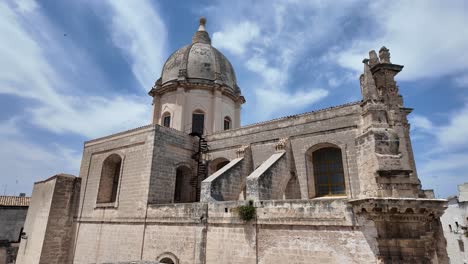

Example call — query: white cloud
[417,152,468,198]
[212,21,260,56]
[409,114,434,131]
[0,120,81,195]
[333,1,468,81]
[105,0,167,89]
[437,104,468,149]
[207,1,363,120]
[30,96,150,138]
[246,55,285,86]
[0,1,163,138]
[410,106,468,197]
[254,88,328,119]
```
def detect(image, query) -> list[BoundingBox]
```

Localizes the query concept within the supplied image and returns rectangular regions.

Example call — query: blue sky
[1,0,467,198]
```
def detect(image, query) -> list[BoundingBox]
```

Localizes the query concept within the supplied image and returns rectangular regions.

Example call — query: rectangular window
[163,115,171,127]
[192,113,204,135]
[224,119,230,130]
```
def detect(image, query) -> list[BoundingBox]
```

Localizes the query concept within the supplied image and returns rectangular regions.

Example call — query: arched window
[174,165,196,203]
[283,172,301,199]
[208,158,229,175]
[97,154,122,203]
[160,258,175,264]
[216,160,229,171]
[312,147,345,196]
[162,112,171,128]
[224,116,231,130]
[192,110,205,135]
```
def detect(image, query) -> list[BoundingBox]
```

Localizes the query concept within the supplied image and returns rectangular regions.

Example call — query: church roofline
[208,100,362,138]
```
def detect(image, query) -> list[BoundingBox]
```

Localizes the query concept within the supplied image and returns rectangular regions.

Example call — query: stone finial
[192,17,211,44]
[379,46,391,63]
[237,145,249,158]
[361,62,379,100]
[368,50,380,67]
[198,17,207,31]
[275,138,288,151]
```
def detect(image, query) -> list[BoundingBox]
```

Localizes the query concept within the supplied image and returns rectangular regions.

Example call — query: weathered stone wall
[40,175,80,264]
[0,241,20,264]
[16,174,80,264]
[77,125,155,221]
[246,151,287,200]
[142,203,208,264]
[201,157,245,202]
[0,207,27,243]
[148,126,196,204]
[16,178,56,264]
[73,223,144,264]
[206,104,360,200]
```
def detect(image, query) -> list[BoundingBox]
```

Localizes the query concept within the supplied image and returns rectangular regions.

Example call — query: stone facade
[16,174,80,264]
[17,18,449,264]
[0,195,30,264]
[441,183,468,263]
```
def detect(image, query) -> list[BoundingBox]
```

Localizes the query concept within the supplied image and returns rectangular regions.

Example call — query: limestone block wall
[148,126,196,204]
[204,200,377,264]
[16,178,55,264]
[73,223,144,264]
[77,125,156,221]
[206,103,361,200]
[142,203,208,264]
[16,174,80,264]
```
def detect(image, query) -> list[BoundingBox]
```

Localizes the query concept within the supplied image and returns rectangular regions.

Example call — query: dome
[158,18,240,94]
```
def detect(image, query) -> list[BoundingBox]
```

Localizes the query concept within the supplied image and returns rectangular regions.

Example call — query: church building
[16,18,449,264]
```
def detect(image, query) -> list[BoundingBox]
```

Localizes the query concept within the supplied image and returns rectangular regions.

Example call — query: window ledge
[95,202,118,209]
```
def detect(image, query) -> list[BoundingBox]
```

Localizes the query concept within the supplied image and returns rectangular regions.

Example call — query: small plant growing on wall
[238,200,256,221]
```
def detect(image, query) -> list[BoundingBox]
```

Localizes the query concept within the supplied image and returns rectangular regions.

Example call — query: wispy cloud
[333,0,468,81]
[411,105,468,197]
[0,118,81,195]
[0,0,167,194]
[0,0,166,138]
[212,21,260,56]
[105,0,167,89]
[206,0,362,120]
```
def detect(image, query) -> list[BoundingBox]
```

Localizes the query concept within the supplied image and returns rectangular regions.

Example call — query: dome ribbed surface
[159,18,239,93]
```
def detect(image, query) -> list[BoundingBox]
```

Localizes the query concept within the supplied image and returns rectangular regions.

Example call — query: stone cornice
[148,80,245,104]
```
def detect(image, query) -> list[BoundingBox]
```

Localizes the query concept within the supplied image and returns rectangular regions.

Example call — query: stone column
[176,87,186,132]
[234,103,241,129]
[212,89,223,133]
[152,95,161,125]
